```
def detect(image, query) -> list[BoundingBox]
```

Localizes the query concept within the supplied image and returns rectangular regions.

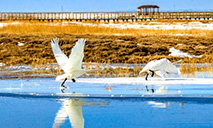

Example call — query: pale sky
[0,0,212,12]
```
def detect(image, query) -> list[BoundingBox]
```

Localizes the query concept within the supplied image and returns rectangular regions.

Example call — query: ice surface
[0,77,213,98]
[0,77,213,127]
[76,77,213,85]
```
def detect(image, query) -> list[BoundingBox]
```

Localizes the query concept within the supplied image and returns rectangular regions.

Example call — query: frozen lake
[0,77,213,127]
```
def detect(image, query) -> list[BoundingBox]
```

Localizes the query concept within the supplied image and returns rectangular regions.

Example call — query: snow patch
[17,42,24,46]
[169,47,202,58]
[177,44,183,46]
[0,22,21,28]
[66,22,213,30]
[0,63,5,66]
[174,34,193,36]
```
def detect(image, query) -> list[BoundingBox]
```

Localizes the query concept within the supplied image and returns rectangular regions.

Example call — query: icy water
[0,77,213,128]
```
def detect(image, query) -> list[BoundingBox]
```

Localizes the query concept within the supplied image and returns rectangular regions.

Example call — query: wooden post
[75,13,77,20]
[1,13,3,20]
[2,13,4,20]
[37,13,40,20]
[87,12,88,20]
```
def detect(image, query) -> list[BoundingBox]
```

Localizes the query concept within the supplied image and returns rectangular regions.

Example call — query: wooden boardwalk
[0,12,212,22]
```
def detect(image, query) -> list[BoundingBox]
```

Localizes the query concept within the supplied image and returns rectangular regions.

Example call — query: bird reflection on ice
[147,101,185,108]
[146,86,183,108]
[147,101,171,108]
[142,85,181,95]
[53,97,106,128]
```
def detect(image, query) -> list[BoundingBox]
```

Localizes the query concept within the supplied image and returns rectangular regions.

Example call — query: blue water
[0,78,213,128]
[0,97,213,128]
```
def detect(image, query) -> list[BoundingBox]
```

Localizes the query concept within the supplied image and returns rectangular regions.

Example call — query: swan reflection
[143,85,181,95]
[148,101,171,108]
[145,86,184,108]
[53,98,106,128]
[148,100,185,108]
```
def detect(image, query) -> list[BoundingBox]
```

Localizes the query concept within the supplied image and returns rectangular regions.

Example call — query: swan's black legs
[149,70,154,77]
[146,86,155,93]
[61,78,67,88]
[146,86,149,92]
[145,73,149,80]
[72,79,76,83]
[151,89,155,93]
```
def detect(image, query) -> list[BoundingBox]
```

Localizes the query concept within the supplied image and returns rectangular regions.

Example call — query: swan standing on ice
[51,38,102,88]
[139,58,181,80]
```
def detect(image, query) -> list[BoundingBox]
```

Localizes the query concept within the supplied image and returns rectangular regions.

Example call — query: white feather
[140,58,181,78]
[51,38,100,81]
[51,38,68,68]
[63,38,86,73]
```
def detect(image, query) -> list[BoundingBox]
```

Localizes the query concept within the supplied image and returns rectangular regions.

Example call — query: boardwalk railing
[0,12,213,21]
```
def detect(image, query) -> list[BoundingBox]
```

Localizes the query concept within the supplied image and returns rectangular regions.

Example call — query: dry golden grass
[0,21,212,67]
[0,21,212,79]
[0,33,212,66]
[0,22,212,36]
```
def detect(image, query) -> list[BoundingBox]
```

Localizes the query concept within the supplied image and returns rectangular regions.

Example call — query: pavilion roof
[138,5,159,9]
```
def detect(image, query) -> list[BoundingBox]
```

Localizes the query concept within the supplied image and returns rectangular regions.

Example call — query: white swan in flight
[139,58,181,80]
[51,38,102,87]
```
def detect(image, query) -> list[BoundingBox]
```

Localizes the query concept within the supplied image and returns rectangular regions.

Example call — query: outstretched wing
[63,38,86,73]
[51,38,68,68]
[139,60,157,74]
[152,58,181,75]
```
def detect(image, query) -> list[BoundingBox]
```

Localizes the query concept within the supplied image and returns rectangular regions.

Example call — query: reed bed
[0,21,212,79]
[0,32,212,65]
[1,62,212,79]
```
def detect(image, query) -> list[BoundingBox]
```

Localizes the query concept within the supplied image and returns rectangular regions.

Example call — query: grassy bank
[0,22,212,66]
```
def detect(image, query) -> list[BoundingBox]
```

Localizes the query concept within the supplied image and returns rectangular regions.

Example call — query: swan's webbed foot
[72,79,76,83]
